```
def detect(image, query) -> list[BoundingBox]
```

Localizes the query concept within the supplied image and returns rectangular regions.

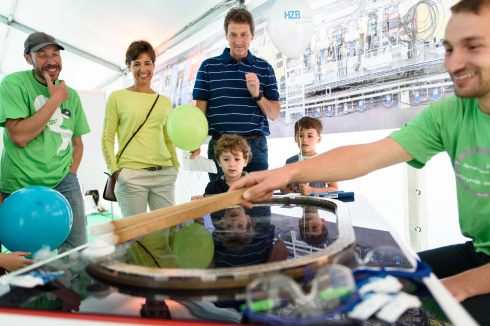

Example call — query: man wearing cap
[0,32,91,252]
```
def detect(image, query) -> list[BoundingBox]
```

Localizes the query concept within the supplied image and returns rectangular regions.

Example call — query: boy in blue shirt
[281,117,339,195]
[192,134,252,199]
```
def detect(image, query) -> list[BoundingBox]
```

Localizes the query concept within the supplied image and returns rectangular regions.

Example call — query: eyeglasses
[243,264,360,324]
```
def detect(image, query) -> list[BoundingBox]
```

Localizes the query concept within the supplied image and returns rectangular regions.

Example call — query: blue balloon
[0,186,73,254]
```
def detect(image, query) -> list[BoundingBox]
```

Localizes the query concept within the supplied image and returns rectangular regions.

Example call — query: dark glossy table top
[0,195,455,325]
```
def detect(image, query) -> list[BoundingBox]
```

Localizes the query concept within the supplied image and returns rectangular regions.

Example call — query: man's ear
[317,135,322,143]
[243,159,248,167]
[24,53,33,65]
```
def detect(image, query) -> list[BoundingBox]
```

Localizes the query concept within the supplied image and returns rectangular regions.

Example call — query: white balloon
[267,0,315,58]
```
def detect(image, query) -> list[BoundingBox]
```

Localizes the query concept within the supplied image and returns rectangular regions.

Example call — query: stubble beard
[453,72,490,99]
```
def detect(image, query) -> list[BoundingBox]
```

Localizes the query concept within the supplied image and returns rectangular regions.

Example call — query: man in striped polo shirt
[192,8,281,181]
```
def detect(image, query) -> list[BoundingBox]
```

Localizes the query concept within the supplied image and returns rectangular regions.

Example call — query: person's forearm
[165,138,180,170]
[286,138,412,185]
[101,102,119,174]
[70,138,83,173]
[195,100,208,115]
[442,263,490,302]
[256,99,281,121]
[6,97,64,147]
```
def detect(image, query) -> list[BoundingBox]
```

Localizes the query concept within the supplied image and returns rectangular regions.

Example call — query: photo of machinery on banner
[152,0,451,139]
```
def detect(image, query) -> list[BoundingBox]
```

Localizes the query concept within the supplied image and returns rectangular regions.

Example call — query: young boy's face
[222,207,251,232]
[298,208,326,237]
[218,150,248,180]
[295,128,322,156]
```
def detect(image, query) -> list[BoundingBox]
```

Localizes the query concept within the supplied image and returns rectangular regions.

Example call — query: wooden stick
[91,188,265,244]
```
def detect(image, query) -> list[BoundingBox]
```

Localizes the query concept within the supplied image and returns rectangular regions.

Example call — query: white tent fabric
[0,0,236,90]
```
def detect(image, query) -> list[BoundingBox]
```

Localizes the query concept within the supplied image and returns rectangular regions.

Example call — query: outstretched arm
[230,137,413,205]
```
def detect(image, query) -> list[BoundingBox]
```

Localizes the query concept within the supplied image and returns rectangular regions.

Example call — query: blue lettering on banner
[284,10,301,19]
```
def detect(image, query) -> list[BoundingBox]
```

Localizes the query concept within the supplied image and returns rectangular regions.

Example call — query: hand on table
[0,252,34,272]
[194,217,205,226]
[191,196,205,225]
[245,73,260,98]
[299,184,313,196]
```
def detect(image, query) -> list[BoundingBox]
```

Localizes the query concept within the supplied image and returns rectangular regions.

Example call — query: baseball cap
[24,32,64,54]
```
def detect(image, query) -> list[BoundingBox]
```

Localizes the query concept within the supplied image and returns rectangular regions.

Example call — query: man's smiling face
[25,45,62,83]
[443,8,490,100]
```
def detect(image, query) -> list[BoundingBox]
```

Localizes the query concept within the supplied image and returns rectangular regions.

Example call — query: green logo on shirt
[455,147,490,197]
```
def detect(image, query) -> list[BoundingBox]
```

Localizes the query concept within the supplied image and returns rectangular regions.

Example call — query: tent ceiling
[0,0,235,90]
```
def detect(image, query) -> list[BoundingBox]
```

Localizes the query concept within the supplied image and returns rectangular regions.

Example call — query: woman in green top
[101,40,180,218]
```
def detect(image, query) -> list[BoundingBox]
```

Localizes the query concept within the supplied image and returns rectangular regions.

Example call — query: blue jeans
[1,172,87,253]
[207,136,269,182]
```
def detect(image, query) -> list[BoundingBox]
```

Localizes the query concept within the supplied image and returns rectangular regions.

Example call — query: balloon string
[185,170,203,187]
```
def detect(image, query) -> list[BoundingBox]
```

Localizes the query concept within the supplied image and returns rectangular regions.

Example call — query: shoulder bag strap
[116,94,159,163]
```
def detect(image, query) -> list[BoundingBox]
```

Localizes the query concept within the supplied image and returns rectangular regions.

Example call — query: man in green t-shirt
[0,32,91,253]
[230,0,490,323]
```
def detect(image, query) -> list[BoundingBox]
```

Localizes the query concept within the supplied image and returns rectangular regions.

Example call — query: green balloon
[166,104,208,151]
[173,223,214,269]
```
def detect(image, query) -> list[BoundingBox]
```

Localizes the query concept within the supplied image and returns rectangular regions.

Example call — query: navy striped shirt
[192,48,279,136]
[213,224,275,268]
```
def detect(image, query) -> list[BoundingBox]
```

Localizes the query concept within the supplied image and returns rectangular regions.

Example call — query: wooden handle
[91,187,256,237]
[92,187,265,244]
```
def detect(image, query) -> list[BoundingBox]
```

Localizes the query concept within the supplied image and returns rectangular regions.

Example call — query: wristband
[252,91,263,102]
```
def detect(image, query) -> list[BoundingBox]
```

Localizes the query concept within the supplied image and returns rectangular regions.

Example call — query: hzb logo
[284,11,301,19]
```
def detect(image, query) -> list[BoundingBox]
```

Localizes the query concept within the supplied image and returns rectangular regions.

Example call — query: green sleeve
[101,92,120,174]
[72,91,91,137]
[389,101,445,169]
[0,79,30,127]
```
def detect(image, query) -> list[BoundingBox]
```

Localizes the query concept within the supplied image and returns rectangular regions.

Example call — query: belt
[211,134,262,141]
[141,166,166,171]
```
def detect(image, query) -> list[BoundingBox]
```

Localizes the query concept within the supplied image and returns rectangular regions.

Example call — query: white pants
[114,167,178,218]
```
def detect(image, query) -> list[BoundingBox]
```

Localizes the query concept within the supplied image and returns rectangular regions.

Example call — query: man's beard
[454,80,490,98]
[33,64,61,83]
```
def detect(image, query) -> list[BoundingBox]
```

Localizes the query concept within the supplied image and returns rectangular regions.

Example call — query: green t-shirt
[0,70,91,193]
[390,95,490,255]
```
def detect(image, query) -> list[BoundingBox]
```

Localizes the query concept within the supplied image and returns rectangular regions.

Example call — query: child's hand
[299,184,313,196]
[194,217,205,226]
[191,195,205,201]
[0,252,34,272]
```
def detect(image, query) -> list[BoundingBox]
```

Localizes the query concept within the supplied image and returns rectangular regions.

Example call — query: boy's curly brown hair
[214,134,252,162]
